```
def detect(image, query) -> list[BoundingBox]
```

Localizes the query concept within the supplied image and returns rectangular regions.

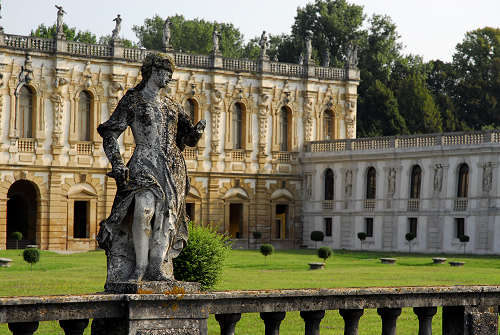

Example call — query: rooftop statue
[97,53,206,287]
[111,14,122,40]
[55,5,66,35]
[162,18,173,50]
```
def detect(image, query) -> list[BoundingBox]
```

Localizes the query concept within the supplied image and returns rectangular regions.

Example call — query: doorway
[6,180,38,248]
[275,204,289,239]
[229,203,243,239]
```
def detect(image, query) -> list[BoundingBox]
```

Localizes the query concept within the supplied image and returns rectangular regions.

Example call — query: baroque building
[0,25,359,250]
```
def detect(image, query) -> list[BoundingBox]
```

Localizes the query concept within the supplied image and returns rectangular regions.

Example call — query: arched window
[18,86,33,138]
[457,163,469,198]
[324,168,334,200]
[324,110,334,140]
[279,106,289,151]
[184,98,196,122]
[366,167,376,199]
[409,165,422,199]
[232,103,243,149]
[78,91,91,141]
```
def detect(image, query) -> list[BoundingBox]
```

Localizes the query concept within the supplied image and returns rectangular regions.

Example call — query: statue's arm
[98,96,132,183]
[176,106,205,149]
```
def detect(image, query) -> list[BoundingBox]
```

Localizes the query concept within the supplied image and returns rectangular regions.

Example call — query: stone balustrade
[307,130,500,153]
[1,286,499,334]
[0,32,352,80]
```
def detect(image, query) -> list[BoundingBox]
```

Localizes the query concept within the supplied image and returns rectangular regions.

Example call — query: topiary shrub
[260,243,274,262]
[23,248,40,271]
[10,232,23,250]
[405,233,416,253]
[173,223,231,291]
[252,231,262,239]
[459,234,470,254]
[317,246,333,262]
[357,232,367,250]
[310,231,325,248]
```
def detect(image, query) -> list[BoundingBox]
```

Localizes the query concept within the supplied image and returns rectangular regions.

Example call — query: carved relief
[345,97,356,139]
[210,88,224,152]
[433,164,443,193]
[50,74,68,143]
[303,95,315,142]
[387,168,396,196]
[344,169,353,198]
[258,92,271,153]
[482,162,494,193]
[108,75,124,112]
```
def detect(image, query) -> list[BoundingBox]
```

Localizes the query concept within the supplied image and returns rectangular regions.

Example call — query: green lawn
[0,248,499,334]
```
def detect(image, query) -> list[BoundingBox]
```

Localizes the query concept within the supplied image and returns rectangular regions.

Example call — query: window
[408,217,418,237]
[18,86,33,138]
[366,167,376,199]
[365,218,373,237]
[232,103,243,149]
[457,163,469,198]
[73,201,89,238]
[279,106,289,151]
[78,91,91,141]
[324,110,334,140]
[324,168,334,200]
[186,202,195,222]
[184,98,196,122]
[455,218,465,238]
[324,218,332,237]
[410,165,422,199]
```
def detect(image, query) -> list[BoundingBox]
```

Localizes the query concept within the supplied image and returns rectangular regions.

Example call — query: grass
[0,248,499,334]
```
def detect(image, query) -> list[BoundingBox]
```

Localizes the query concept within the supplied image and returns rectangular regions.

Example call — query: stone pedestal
[106,280,200,294]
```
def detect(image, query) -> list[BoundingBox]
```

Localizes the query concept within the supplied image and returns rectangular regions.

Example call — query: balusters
[215,313,241,335]
[377,308,401,335]
[339,309,364,335]
[260,311,286,335]
[300,310,325,335]
[59,319,89,335]
[7,322,39,335]
[413,307,437,335]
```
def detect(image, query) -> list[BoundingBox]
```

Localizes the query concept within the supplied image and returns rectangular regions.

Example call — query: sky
[3,0,500,62]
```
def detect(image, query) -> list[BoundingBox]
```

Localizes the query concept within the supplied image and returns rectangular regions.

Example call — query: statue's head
[138,53,175,89]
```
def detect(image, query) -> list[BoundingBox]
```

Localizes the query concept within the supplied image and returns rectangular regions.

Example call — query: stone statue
[388,168,396,195]
[304,31,313,62]
[111,14,122,40]
[298,53,304,65]
[346,42,358,68]
[482,163,493,193]
[344,169,353,197]
[55,5,66,35]
[433,164,443,193]
[97,53,206,286]
[259,30,269,59]
[212,26,221,54]
[162,18,173,50]
[322,49,330,67]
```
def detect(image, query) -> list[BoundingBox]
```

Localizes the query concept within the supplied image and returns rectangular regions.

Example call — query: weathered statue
[162,18,173,50]
[97,53,206,285]
[346,42,358,67]
[55,5,66,35]
[304,30,313,62]
[212,26,221,54]
[259,30,268,58]
[111,14,122,39]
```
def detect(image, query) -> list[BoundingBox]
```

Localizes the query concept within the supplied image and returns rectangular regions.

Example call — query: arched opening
[323,109,334,140]
[366,167,376,199]
[324,168,334,200]
[184,98,198,122]
[275,204,289,239]
[18,86,34,138]
[78,91,91,141]
[279,106,291,151]
[409,165,422,199]
[6,180,39,249]
[457,163,469,198]
[232,102,244,149]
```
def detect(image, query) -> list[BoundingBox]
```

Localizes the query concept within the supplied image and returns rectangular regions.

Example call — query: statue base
[105,279,200,294]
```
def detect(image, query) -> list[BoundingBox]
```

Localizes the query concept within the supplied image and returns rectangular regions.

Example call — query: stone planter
[0,258,12,267]
[449,261,465,267]
[308,262,325,270]
[380,258,396,264]
[432,257,447,264]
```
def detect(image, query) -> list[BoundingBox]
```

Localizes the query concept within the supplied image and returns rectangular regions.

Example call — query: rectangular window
[324,218,332,237]
[365,218,374,237]
[73,201,89,238]
[455,218,465,238]
[408,217,418,237]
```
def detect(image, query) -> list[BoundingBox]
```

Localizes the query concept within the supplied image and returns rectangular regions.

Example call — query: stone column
[215,313,241,335]
[377,307,401,335]
[339,308,364,335]
[413,307,437,335]
[59,319,89,335]
[7,321,39,335]
[260,311,286,335]
[300,310,325,335]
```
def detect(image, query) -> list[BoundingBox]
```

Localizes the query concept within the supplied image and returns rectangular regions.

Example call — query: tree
[23,249,40,271]
[317,246,333,262]
[10,232,23,250]
[260,244,274,263]
[310,231,325,249]
[31,23,97,43]
[459,235,470,254]
[405,233,416,253]
[357,232,367,250]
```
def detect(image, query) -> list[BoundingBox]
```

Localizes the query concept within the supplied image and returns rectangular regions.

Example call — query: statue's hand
[107,165,129,186]
[195,120,206,133]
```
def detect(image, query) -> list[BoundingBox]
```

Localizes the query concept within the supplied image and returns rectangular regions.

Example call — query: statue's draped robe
[97,89,201,283]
